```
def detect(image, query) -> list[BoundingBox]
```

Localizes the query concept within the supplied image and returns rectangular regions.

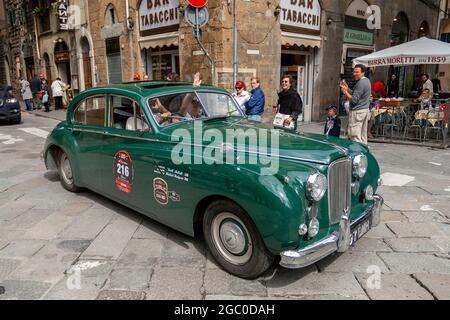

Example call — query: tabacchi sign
[139,0,180,37]
[280,0,321,35]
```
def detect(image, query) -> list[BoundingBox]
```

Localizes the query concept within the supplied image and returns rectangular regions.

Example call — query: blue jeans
[247,115,262,123]
[24,99,33,111]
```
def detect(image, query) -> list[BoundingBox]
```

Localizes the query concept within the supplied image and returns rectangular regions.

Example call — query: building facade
[2,0,442,121]
[1,0,39,92]
[439,0,450,91]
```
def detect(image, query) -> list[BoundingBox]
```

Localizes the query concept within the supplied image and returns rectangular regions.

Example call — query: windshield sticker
[154,178,169,205]
[154,165,190,182]
[114,150,134,193]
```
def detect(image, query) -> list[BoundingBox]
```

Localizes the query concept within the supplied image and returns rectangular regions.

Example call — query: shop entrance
[54,40,71,84]
[143,45,180,80]
[281,48,312,122]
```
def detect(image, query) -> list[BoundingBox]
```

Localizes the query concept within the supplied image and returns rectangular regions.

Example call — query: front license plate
[350,214,372,246]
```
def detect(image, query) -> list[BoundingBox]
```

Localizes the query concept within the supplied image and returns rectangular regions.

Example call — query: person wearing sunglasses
[232,80,250,109]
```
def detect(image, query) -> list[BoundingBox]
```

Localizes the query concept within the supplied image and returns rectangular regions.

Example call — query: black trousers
[55,96,63,110]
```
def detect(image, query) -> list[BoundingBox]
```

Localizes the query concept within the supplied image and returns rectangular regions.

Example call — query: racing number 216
[117,163,130,177]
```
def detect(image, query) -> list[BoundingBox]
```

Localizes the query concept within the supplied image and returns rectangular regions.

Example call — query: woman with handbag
[274,75,303,131]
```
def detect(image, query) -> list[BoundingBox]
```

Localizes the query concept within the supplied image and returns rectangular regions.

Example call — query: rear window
[73,96,107,126]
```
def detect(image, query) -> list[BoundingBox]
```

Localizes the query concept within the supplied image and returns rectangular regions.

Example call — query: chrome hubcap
[220,221,247,255]
[61,154,73,185]
[211,213,252,265]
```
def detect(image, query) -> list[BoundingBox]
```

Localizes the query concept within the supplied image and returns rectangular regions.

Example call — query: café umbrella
[353,37,450,67]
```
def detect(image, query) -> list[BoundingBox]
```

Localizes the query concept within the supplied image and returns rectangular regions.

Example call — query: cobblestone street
[0,111,449,300]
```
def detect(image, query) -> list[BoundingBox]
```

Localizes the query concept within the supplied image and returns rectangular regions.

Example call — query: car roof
[83,81,229,98]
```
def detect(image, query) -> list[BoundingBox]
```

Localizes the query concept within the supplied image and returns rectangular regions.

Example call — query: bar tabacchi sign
[139,0,180,37]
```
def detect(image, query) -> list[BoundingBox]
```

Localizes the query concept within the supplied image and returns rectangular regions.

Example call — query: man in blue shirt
[244,77,265,122]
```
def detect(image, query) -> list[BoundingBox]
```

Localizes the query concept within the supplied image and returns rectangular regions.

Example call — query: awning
[353,37,450,67]
[139,33,179,50]
[281,33,322,48]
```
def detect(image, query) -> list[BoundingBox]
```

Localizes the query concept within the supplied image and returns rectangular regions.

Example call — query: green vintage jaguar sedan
[43,81,383,279]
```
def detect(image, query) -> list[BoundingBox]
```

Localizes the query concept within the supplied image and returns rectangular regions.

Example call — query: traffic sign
[187,0,208,8]
[185,5,209,28]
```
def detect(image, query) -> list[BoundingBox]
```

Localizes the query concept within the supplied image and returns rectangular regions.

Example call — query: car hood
[159,118,361,165]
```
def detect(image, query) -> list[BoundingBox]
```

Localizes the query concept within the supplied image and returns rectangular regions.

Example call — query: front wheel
[57,151,81,193]
[203,200,274,279]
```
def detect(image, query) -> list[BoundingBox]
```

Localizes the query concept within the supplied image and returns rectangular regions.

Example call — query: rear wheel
[57,151,81,193]
[203,200,274,279]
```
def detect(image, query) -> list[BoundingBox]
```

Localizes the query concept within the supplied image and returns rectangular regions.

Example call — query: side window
[110,95,151,132]
[149,92,206,127]
[73,96,107,126]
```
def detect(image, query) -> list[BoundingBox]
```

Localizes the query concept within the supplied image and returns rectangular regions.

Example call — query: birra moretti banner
[139,0,180,36]
[280,0,321,34]
[353,37,450,67]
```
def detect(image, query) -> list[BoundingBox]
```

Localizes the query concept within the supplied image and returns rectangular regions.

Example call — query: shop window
[74,96,107,126]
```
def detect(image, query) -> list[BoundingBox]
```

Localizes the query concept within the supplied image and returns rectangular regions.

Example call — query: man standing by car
[340,64,372,145]
[244,77,265,122]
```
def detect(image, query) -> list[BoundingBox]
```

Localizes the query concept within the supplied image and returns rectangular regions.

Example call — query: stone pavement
[0,111,449,300]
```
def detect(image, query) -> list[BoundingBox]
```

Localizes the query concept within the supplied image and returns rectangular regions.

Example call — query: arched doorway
[54,39,71,84]
[43,53,52,81]
[390,12,410,96]
[80,36,93,89]
[418,21,430,38]
[22,44,34,81]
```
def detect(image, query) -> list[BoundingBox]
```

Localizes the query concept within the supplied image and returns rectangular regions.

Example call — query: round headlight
[298,224,308,236]
[306,173,327,202]
[365,185,374,201]
[353,155,368,179]
[308,218,320,238]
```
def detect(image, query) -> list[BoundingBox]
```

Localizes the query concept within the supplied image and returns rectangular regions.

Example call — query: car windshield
[148,91,244,127]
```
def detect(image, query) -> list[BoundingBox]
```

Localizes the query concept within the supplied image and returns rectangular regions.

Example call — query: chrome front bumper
[280,195,384,269]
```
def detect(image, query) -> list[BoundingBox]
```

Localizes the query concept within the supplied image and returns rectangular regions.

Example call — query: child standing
[324,105,341,138]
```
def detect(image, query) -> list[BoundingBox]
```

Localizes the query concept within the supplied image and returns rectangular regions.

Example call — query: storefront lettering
[367,56,448,66]
[282,9,320,26]
[141,8,178,27]
[147,0,170,9]
[280,0,321,32]
[139,0,179,33]
[59,0,69,30]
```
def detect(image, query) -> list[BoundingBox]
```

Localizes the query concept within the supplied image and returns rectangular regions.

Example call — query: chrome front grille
[328,158,352,225]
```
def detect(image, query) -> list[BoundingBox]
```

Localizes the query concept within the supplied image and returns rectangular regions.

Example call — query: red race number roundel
[187,0,208,8]
[113,150,134,193]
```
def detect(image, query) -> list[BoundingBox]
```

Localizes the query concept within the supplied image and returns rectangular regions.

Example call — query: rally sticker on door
[153,178,169,205]
[114,150,134,193]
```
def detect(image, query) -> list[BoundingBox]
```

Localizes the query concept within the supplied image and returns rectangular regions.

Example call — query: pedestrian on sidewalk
[340,64,372,145]
[41,79,50,112]
[232,80,250,109]
[244,77,265,123]
[30,74,42,110]
[20,78,33,112]
[275,75,303,130]
[324,105,341,138]
[51,77,66,111]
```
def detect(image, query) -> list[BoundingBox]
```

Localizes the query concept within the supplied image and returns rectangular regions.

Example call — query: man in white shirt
[232,80,250,109]
[51,77,66,110]
[422,74,434,96]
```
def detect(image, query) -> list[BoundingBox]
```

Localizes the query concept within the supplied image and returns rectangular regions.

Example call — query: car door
[71,94,107,192]
[98,94,163,219]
